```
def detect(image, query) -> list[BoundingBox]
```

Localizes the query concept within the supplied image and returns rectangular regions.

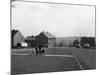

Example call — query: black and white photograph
[11,0,96,75]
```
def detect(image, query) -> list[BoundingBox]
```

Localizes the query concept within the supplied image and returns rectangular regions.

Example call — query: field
[56,37,80,43]
[11,47,96,75]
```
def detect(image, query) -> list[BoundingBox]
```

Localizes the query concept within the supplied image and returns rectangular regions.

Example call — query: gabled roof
[11,30,19,37]
[41,31,55,39]
[25,36,36,40]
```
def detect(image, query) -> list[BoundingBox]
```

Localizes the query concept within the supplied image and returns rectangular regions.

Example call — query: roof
[41,31,55,39]
[11,30,19,37]
[25,36,36,40]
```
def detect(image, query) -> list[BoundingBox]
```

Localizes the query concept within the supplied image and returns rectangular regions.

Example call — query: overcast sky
[11,1,95,37]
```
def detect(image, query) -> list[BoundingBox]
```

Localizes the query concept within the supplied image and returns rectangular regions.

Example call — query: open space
[11,47,96,75]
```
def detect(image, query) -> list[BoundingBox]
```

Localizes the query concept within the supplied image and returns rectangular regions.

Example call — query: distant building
[11,29,25,48]
[25,35,36,47]
[80,37,96,47]
[36,31,56,47]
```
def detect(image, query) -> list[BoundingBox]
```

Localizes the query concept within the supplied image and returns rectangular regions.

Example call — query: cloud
[12,1,95,37]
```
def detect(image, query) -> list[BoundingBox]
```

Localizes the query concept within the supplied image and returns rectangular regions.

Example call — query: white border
[0,0,99,75]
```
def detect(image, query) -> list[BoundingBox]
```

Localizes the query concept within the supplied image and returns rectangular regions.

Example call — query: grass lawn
[70,48,96,69]
[11,47,96,75]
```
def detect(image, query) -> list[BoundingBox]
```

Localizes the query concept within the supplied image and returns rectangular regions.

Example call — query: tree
[54,42,57,47]
[73,39,80,47]
[17,42,21,48]
[58,41,65,47]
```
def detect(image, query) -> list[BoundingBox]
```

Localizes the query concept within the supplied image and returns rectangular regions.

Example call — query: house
[36,31,56,48]
[11,29,25,48]
[25,35,36,47]
[80,37,96,47]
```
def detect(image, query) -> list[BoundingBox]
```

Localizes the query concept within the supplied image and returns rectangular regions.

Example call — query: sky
[11,1,95,37]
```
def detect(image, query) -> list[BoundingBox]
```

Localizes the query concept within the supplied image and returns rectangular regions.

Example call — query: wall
[14,32,25,46]
[48,38,56,47]
[36,33,48,47]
